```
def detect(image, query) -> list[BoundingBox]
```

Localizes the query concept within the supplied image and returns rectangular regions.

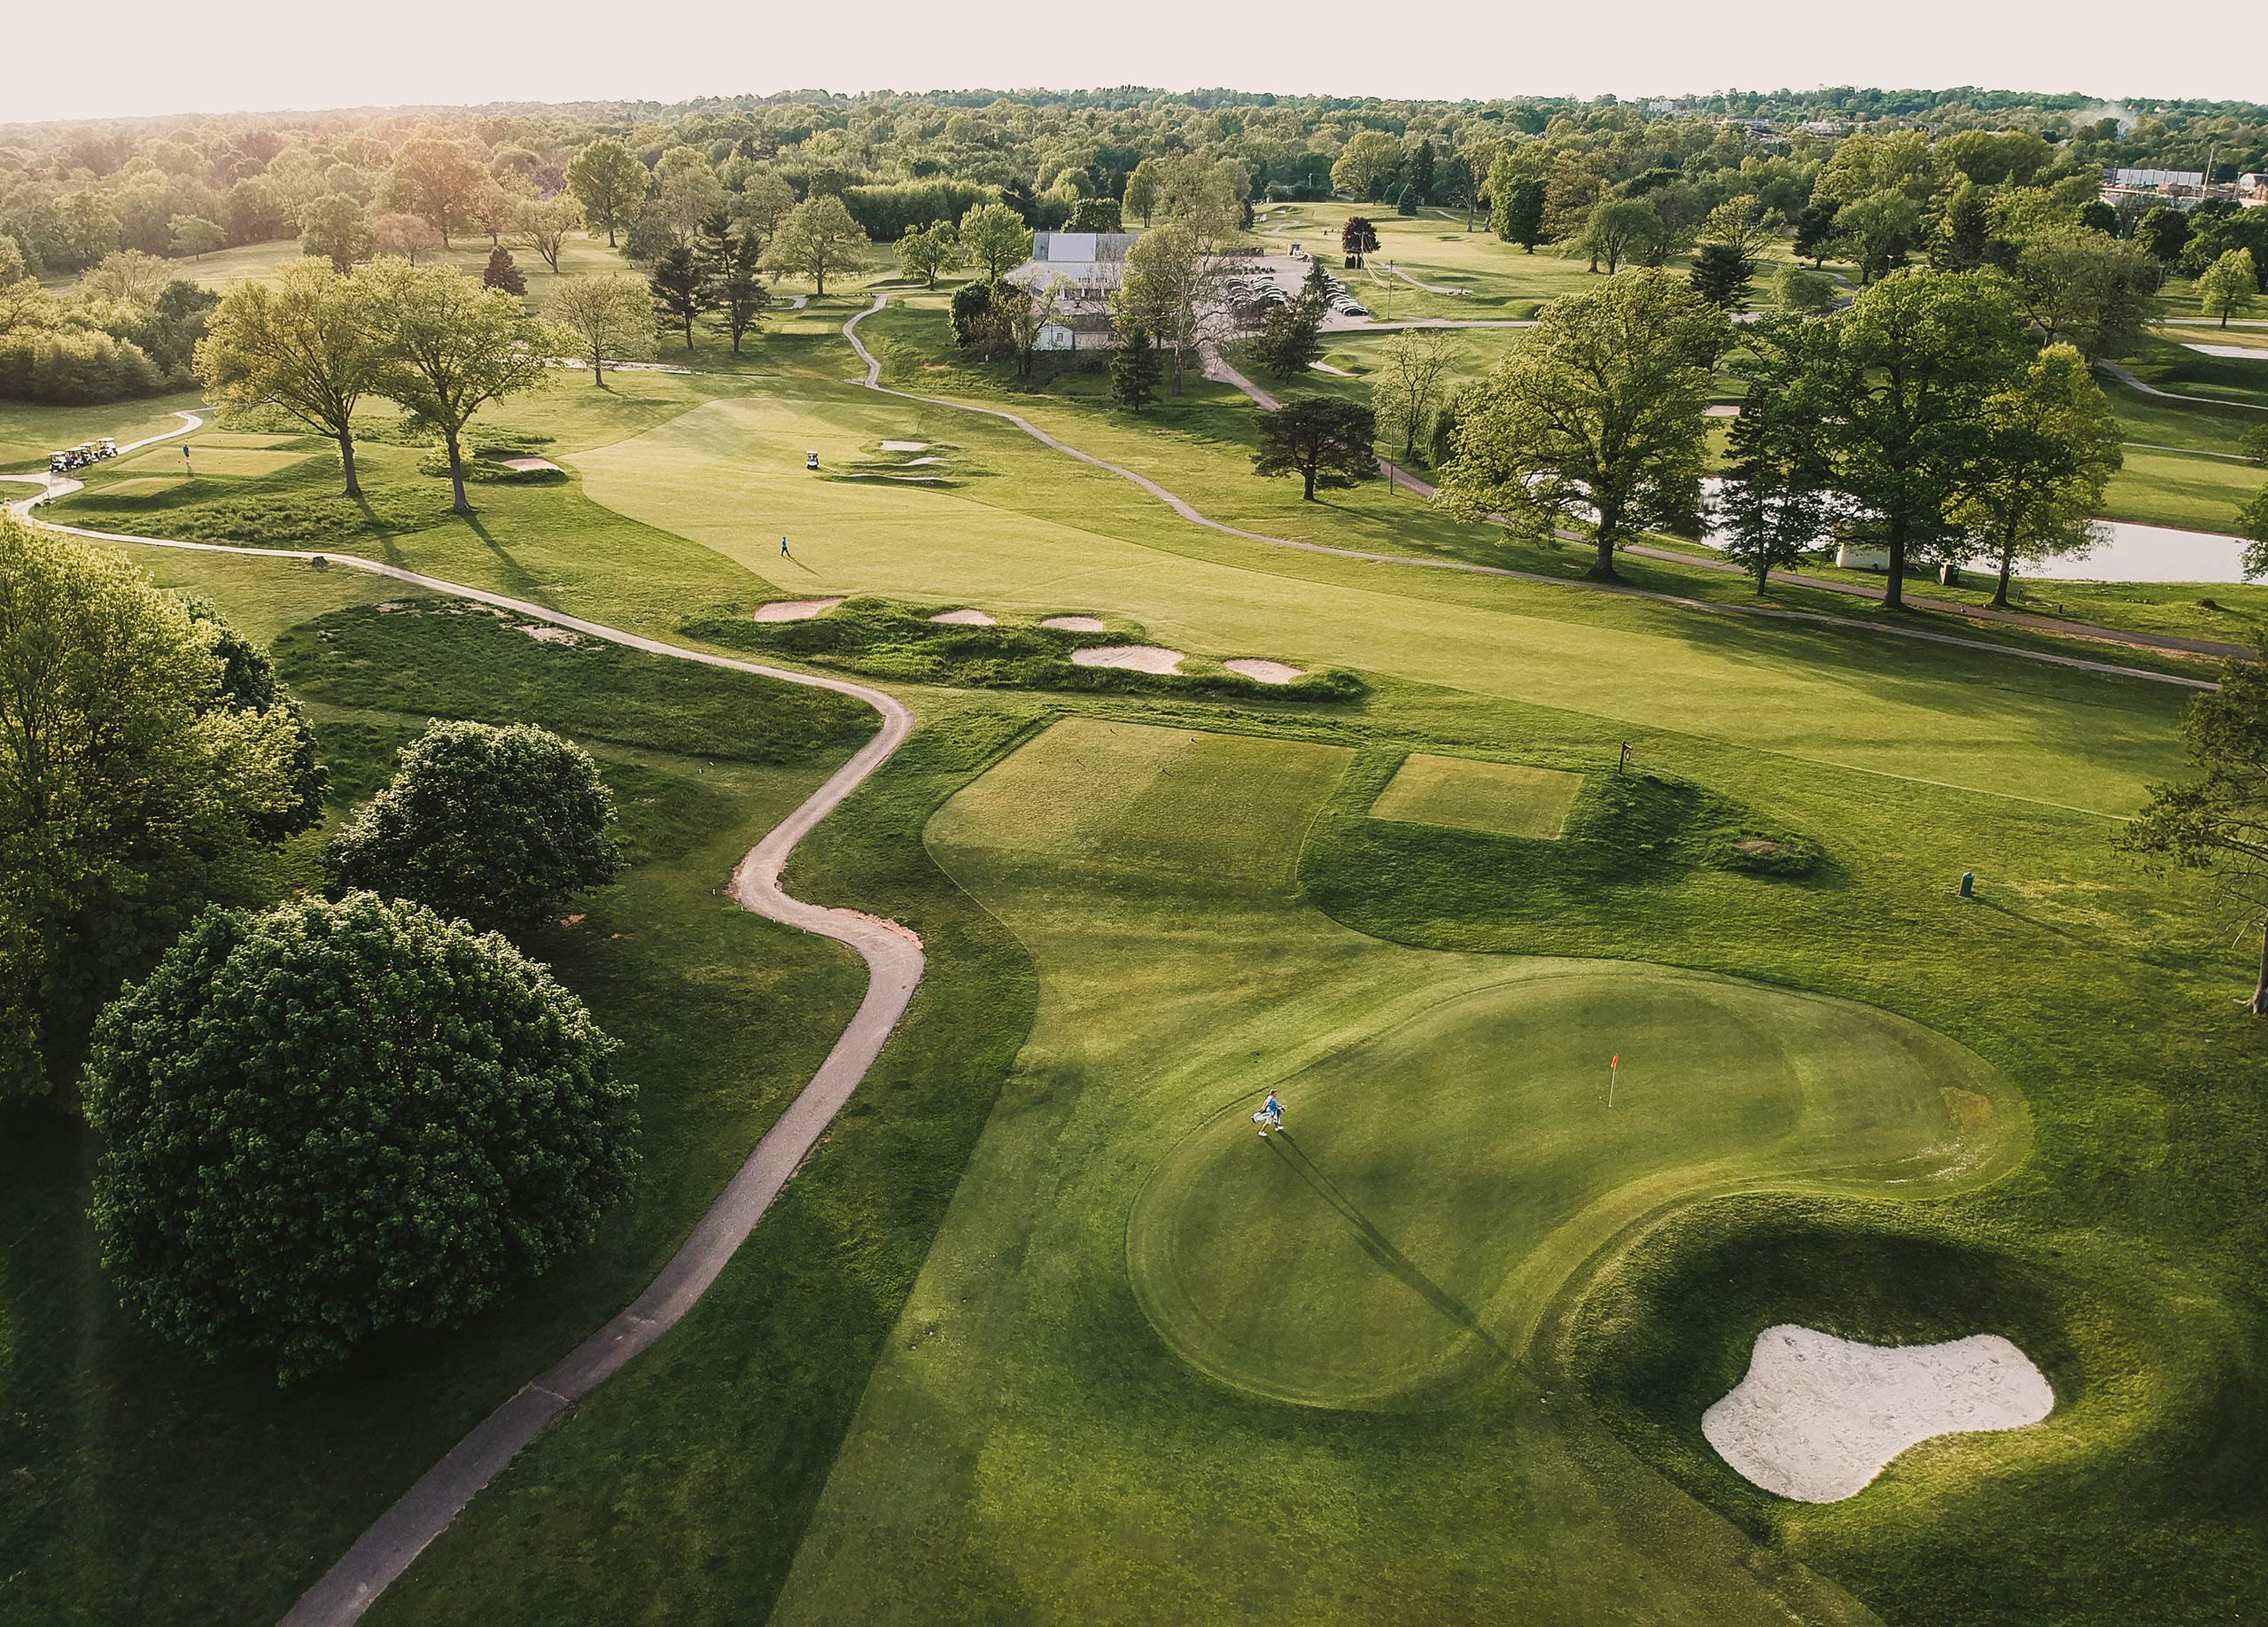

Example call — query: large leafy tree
[297,194,375,273]
[548,274,656,385]
[565,137,649,247]
[1750,267,2032,608]
[0,519,312,1098]
[2199,249,2259,329]
[83,891,636,1382]
[1331,132,1404,201]
[325,719,625,934]
[356,258,549,514]
[957,201,1032,282]
[1437,269,1728,579]
[1253,395,1378,501]
[894,220,962,289]
[383,137,485,248]
[765,195,869,296]
[514,195,582,274]
[1955,345,2123,605]
[1118,222,1224,394]
[2010,226,2161,357]
[2121,661,2268,1013]
[1576,195,1664,276]
[1373,327,1452,463]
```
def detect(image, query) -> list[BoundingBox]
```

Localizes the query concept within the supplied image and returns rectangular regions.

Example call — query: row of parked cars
[49,439,119,473]
[1226,263,1371,321]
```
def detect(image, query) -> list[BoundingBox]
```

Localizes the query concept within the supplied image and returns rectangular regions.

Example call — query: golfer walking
[780,535,791,557]
[1256,1090,1285,1138]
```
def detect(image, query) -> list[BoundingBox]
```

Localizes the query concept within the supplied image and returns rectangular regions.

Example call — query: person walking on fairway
[1254,1090,1285,1138]
[780,535,790,558]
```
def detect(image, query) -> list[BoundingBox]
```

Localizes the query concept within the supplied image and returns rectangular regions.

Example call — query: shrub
[325,719,625,932]
[841,178,1004,241]
[84,892,635,1383]
[0,328,162,403]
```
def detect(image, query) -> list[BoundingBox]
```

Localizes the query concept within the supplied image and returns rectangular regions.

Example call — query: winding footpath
[7,412,925,1627]
[2099,358,2268,414]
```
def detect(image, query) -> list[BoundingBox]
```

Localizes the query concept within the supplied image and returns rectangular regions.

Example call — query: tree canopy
[83,891,636,1382]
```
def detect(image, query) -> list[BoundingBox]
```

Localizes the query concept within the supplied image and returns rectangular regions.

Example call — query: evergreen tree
[1494,179,1546,252]
[1689,243,1754,310]
[1253,293,1325,378]
[648,244,711,351]
[1410,139,1437,205]
[481,245,524,295]
[1111,324,1161,413]
[1793,201,1843,267]
[703,217,772,353]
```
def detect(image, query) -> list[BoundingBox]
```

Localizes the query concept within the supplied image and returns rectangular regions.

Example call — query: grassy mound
[276,600,877,765]
[682,595,1367,704]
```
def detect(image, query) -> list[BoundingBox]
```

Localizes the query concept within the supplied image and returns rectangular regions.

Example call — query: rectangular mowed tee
[1370,754,1584,839]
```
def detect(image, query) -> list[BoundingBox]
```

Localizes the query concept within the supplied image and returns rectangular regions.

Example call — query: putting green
[1370,752,1583,838]
[1129,963,2010,1412]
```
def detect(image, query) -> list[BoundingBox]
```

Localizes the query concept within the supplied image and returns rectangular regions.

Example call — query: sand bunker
[1072,644,1184,674]
[752,598,845,622]
[903,455,944,466]
[1040,615,1107,632]
[1224,658,1304,684]
[1704,404,1741,417]
[501,456,564,472]
[516,624,582,645]
[1704,1325,2053,1503]
[928,609,996,625]
[880,440,929,452]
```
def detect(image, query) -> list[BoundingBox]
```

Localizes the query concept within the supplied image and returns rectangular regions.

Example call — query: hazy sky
[8,0,2249,125]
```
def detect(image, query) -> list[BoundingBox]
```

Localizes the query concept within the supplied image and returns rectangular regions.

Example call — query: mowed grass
[0,556,879,1626]
[1370,751,1585,838]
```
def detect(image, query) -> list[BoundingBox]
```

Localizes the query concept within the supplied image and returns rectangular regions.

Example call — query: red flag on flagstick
[1611,1055,1619,1069]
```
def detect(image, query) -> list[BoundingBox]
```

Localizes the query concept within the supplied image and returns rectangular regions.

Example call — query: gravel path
[2098,358,2268,414]
[11,413,925,1627]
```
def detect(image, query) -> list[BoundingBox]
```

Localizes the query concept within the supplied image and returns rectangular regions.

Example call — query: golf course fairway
[768,717,2025,1625]
[1130,963,2013,1412]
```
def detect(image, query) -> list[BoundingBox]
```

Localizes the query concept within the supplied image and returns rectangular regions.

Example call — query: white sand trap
[1704,1325,2053,1503]
[501,456,563,472]
[880,440,929,452]
[1041,615,1107,632]
[516,624,582,645]
[1224,658,1304,684]
[1072,644,1184,674]
[902,455,945,465]
[928,609,996,625]
[1705,404,1741,417]
[752,598,844,622]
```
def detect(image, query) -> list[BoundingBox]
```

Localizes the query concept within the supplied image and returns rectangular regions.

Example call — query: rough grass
[274,599,876,765]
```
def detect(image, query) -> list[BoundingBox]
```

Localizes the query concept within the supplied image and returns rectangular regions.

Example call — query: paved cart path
[10,414,925,1627]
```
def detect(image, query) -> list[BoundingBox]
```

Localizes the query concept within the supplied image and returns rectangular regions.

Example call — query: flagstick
[1608,1059,1617,1108]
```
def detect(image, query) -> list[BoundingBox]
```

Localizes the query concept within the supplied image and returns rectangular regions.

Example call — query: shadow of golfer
[1268,1133,1507,1359]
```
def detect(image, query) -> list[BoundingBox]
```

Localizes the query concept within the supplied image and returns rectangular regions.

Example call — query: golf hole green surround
[1370,752,1586,839]
[1126,961,2022,1413]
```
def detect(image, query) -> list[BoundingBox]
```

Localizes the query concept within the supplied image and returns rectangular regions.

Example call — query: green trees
[549,274,657,385]
[515,195,582,273]
[1689,245,1753,310]
[2009,226,2160,356]
[1437,269,1728,579]
[326,720,625,934]
[1118,222,1219,394]
[2121,660,2268,1013]
[1743,268,2031,607]
[357,259,549,514]
[1372,327,1452,462]
[765,195,869,296]
[1714,379,1837,591]
[83,891,636,1382]
[1488,166,1546,252]
[1253,396,1378,501]
[482,245,525,295]
[566,138,650,247]
[1340,215,1380,263]
[1067,198,1122,233]
[1251,292,1324,380]
[1837,191,1923,284]
[1111,323,1161,413]
[2199,249,2259,328]
[707,222,773,352]
[1955,345,2123,605]
[383,136,486,249]
[1332,132,1405,201]
[196,259,381,495]
[0,520,316,1098]
[957,201,1032,283]
[648,244,711,349]
[895,220,963,288]
[1576,195,1664,276]
[297,193,375,273]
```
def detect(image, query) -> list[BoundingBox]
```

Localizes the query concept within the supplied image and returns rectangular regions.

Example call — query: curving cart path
[9,412,925,1627]
[838,296,2212,689]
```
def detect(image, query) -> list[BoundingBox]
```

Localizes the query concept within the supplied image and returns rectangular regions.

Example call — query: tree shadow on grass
[1268,1132,1509,1362]
[459,512,554,610]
